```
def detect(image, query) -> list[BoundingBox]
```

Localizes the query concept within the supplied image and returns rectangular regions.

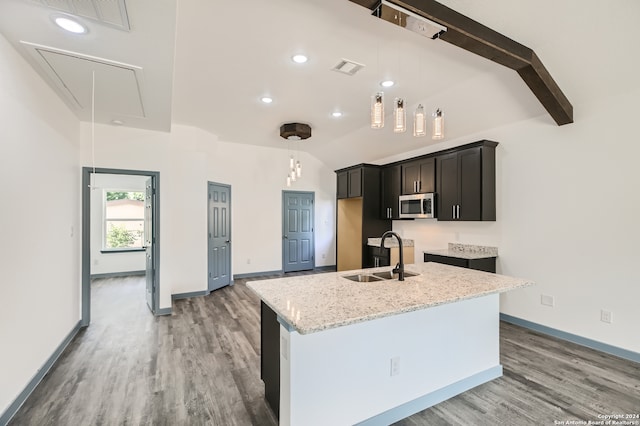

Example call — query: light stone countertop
[247,262,532,335]
[367,238,414,248]
[424,243,499,260]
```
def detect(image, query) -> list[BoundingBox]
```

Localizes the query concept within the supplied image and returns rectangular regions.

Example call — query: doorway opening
[282,191,315,273]
[81,167,161,327]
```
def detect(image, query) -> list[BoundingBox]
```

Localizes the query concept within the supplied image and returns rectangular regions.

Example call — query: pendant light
[371,92,384,129]
[280,123,311,186]
[393,98,406,133]
[413,104,426,137]
[432,108,444,140]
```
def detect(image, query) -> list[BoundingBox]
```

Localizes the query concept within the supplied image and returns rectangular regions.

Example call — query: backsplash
[448,243,498,257]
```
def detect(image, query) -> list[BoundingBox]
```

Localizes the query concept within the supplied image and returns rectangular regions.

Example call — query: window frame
[102,188,146,252]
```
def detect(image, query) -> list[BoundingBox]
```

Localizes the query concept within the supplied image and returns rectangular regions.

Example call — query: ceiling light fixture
[380,80,395,88]
[54,16,87,34]
[371,92,384,129]
[280,123,311,187]
[432,108,444,140]
[413,104,426,137]
[332,111,343,118]
[292,54,308,64]
[261,96,273,104]
[393,98,406,133]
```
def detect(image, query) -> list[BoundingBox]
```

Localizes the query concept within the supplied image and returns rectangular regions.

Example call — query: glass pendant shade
[393,98,406,133]
[289,156,294,169]
[296,161,302,178]
[286,176,291,187]
[432,108,444,140]
[413,104,426,137]
[290,168,296,182]
[371,92,384,129]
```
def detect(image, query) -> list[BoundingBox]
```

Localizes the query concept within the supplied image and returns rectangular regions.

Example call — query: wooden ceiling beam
[347,0,573,125]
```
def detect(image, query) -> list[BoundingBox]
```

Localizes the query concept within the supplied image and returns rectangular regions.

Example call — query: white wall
[78,123,336,304]
[383,89,640,353]
[90,174,147,275]
[0,35,81,416]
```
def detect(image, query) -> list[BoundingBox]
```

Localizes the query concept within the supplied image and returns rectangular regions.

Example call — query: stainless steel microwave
[399,193,435,219]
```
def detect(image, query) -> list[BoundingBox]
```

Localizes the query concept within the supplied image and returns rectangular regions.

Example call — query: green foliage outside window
[106,191,145,201]
[107,225,142,248]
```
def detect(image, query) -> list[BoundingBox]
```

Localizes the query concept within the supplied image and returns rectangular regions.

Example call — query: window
[103,190,145,250]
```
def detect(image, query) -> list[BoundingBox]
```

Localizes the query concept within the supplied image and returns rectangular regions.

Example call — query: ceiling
[1,0,637,169]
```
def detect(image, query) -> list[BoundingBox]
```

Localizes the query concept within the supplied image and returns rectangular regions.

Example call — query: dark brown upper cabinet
[436,140,498,221]
[401,157,435,195]
[381,164,402,219]
[336,168,362,199]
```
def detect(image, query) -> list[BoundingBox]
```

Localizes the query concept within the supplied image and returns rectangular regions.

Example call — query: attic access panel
[21,42,146,121]
[30,0,131,31]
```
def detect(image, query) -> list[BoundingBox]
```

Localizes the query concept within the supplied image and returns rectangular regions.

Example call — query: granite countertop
[367,238,414,248]
[424,243,499,260]
[247,262,532,335]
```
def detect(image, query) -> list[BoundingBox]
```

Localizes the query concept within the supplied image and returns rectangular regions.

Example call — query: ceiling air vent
[331,59,365,76]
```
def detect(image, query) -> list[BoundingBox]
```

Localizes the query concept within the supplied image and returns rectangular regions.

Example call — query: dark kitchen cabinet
[368,246,391,268]
[336,165,390,271]
[402,157,435,195]
[436,141,498,221]
[424,253,496,273]
[337,168,362,199]
[381,164,402,219]
[261,301,280,419]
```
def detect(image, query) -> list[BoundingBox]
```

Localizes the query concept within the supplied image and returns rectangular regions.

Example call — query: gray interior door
[144,177,155,312]
[283,191,314,273]
[208,183,231,291]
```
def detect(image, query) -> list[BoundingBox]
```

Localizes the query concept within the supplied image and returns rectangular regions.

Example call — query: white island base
[278,293,501,426]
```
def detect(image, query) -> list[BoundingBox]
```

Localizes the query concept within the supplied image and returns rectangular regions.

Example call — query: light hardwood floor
[9,274,639,425]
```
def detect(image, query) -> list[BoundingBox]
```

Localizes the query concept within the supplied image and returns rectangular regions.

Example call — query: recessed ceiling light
[292,54,308,64]
[380,80,395,88]
[332,112,343,118]
[261,97,273,104]
[54,16,87,34]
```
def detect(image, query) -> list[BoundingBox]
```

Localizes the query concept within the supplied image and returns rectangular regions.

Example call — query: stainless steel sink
[342,274,385,282]
[372,270,420,280]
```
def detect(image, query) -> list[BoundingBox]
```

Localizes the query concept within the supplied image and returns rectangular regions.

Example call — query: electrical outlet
[247,258,251,264]
[322,253,326,259]
[390,357,400,376]
[541,294,554,307]
[600,309,613,324]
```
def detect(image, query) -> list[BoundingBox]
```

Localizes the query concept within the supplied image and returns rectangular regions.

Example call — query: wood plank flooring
[9,273,640,426]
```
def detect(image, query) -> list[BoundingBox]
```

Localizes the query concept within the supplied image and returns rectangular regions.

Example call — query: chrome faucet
[380,231,404,281]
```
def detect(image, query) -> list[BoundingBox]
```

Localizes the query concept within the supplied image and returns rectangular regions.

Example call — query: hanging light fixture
[393,98,406,133]
[280,123,311,186]
[432,108,444,140]
[371,92,384,129]
[413,104,426,137]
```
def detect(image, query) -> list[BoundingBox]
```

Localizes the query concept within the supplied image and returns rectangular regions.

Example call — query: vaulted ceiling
[1,0,637,169]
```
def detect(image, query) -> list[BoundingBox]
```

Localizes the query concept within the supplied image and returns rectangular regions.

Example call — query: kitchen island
[248,262,532,426]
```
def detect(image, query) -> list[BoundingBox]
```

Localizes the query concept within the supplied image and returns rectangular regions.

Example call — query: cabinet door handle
[452,205,455,218]
[417,180,421,192]
[456,205,460,219]
[389,207,392,218]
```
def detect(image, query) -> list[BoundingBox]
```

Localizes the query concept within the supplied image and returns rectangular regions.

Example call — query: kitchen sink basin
[342,274,385,282]
[372,270,420,280]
